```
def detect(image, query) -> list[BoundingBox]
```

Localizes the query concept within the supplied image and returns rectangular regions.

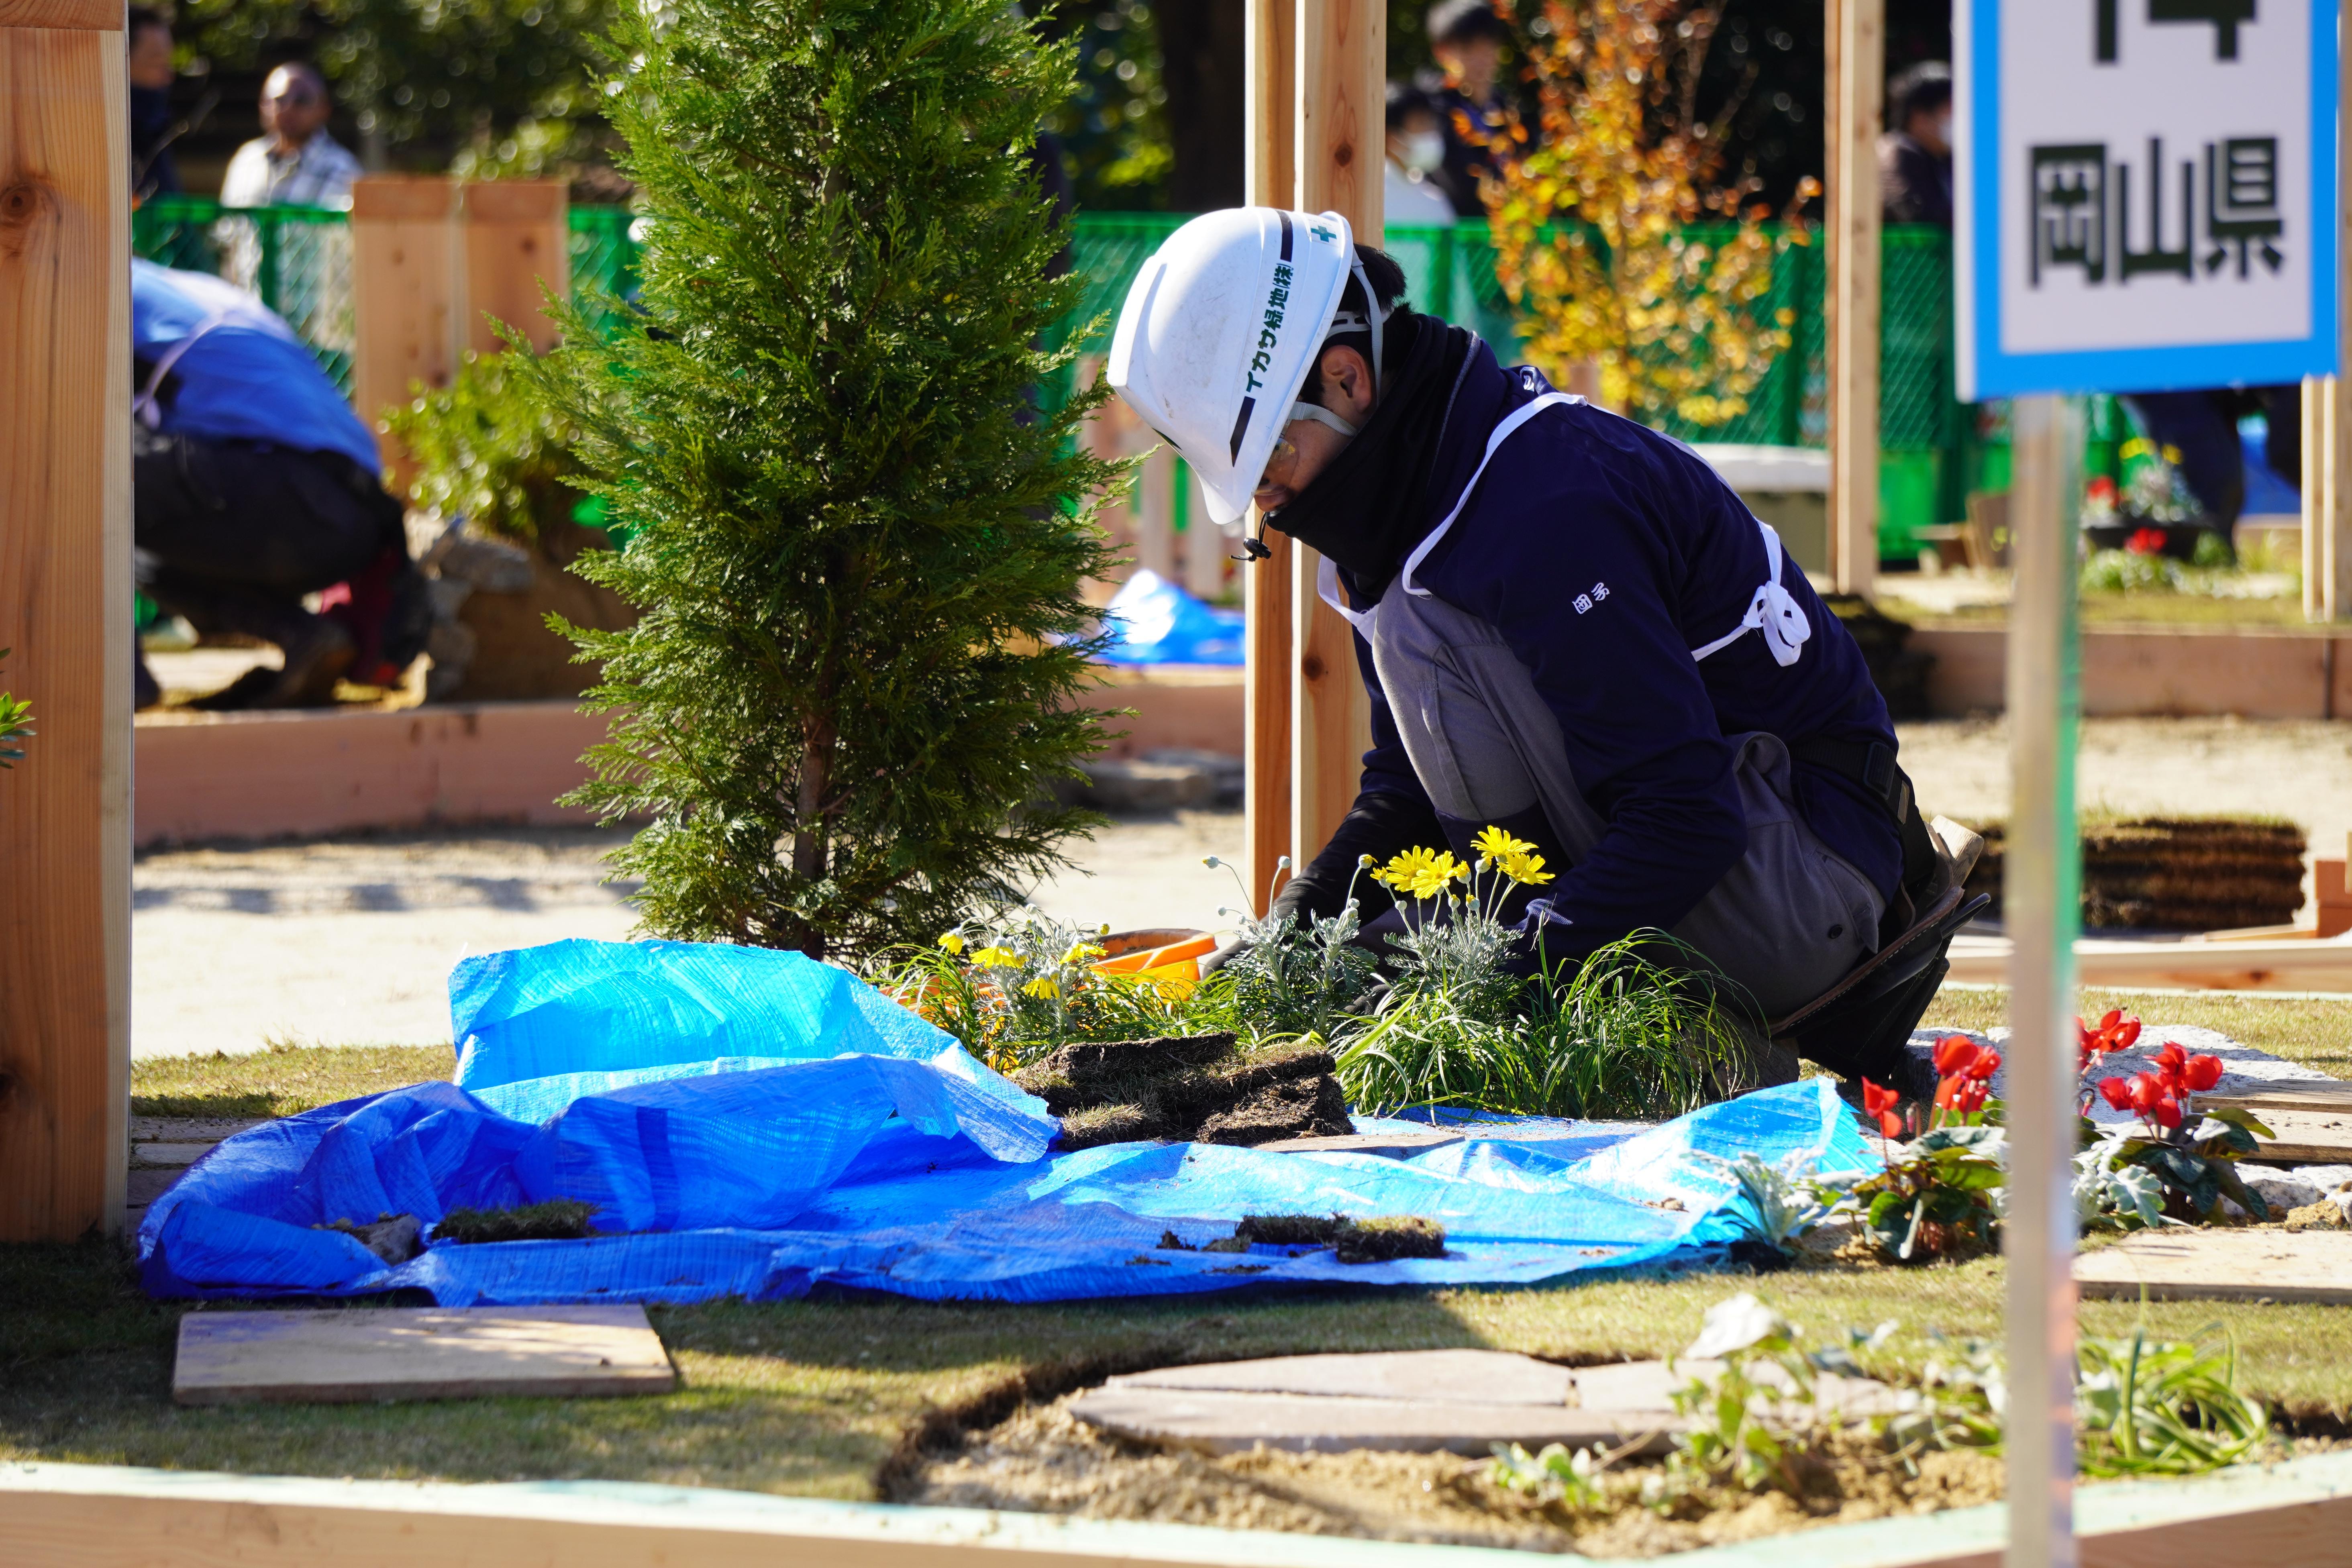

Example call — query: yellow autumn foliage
[1473,0,1811,428]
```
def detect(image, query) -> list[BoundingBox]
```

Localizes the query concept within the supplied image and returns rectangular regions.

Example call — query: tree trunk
[792,708,836,956]
[1160,0,1247,212]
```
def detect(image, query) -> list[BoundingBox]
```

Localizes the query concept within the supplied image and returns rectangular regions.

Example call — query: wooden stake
[350,175,461,489]
[1243,0,1296,911]
[2005,392,2083,1568]
[1825,0,1883,597]
[1289,0,1381,879]
[461,179,569,357]
[0,0,132,1241]
[2310,53,2352,623]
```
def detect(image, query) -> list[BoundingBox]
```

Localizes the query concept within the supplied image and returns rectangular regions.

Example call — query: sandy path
[132,718,2352,1057]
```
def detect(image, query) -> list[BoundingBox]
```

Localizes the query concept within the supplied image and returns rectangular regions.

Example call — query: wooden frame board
[8,1449,2352,1568]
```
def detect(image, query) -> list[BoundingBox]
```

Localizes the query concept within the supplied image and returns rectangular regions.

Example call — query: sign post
[1956,5,2340,1566]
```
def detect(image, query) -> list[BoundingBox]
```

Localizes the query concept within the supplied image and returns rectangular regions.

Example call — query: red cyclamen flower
[2097,1077,2135,1112]
[1966,1047,2001,1083]
[1933,1035,1980,1077]
[2181,1054,2224,1092]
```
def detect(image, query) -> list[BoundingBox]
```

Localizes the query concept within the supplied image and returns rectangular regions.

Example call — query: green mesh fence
[131,198,1984,558]
[134,197,359,394]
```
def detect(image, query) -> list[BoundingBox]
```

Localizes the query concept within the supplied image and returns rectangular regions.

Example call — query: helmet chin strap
[1237,250,1389,565]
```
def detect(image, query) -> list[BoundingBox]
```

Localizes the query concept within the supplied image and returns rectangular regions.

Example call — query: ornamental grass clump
[528,0,1121,963]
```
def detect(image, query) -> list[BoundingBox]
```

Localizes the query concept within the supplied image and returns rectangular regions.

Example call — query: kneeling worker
[1106,211,1979,1091]
[133,259,427,708]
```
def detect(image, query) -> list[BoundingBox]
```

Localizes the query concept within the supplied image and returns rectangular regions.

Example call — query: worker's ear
[1317,345,1377,425]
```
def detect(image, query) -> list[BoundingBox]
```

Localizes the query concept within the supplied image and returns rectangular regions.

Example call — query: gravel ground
[131,718,2352,1057]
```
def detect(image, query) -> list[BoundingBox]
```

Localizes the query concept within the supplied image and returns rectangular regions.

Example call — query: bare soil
[894,1391,2011,1557]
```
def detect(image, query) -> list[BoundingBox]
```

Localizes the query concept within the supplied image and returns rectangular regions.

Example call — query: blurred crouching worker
[127,7,184,202]
[1421,0,1512,219]
[1385,84,1461,227]
[1878,62,1953,227]
[133,261,428,710]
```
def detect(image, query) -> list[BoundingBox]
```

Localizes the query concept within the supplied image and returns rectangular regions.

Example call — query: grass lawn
[1899,593,2317,632]
[7,985,2341,1502]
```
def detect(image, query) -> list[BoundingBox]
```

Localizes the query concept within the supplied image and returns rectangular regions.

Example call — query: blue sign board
[1958,0,2341,398]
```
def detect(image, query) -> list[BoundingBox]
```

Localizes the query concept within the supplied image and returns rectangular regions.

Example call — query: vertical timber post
[2312,42,2352,624]
[460,179,570,357]
[0,0,133,1241]
[1289,0,1381,877]
[1826,0,1882,596]
[350,174,461,491]
[1244,0,1296,910]
[2005,393,2082,1568]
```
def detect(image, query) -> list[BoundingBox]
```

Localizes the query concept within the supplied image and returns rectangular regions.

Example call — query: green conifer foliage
[528,0,1122,962]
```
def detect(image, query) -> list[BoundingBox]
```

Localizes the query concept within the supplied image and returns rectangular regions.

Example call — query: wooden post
[1182,469,1228,603]
[1243,0,1296,911]
[350,175,461,487]
[1136,447,1177,582]
[0,0,133,1241]
[1289,0,1381,879]
[2307,53,2352,623]
[2004,392,2083,1568]
[461,179,569,357]
[2304,375,2335,621]
[1825,0,1882,596]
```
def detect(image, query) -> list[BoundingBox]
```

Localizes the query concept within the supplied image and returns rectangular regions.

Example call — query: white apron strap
[1397,390,1580,600]
[1314,389,1582,637]
[135,311,233,431]
[1690,516,1811,668]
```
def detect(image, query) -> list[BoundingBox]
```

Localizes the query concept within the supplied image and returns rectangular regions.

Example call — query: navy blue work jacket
[1338,341,1904,940]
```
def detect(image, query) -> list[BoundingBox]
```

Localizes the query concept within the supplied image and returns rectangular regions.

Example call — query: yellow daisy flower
[936,932,966,956]
[1471,824,1536,863]
[1022,976,1059,999]
[1408,850,1469,901]
[970,945,1022,968]
[1059,942,1106,966]
[1500,850,1556,887]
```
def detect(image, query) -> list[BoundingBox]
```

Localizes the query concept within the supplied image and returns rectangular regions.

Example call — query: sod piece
[1012,1035,1351,1150]
[433,1201,603,1246]
[1332,1216,1447,1264]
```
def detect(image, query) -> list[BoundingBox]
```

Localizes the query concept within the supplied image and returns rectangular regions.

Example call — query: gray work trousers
[1367,587,1885,1019]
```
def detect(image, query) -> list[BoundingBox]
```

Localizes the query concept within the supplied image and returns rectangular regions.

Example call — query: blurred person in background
[1878,61,1952,228]
[221,62,361,210]
[133,260,427,711]
[128,7,182,202]
[1385,84,1460,228]
[1422,0,1512,219]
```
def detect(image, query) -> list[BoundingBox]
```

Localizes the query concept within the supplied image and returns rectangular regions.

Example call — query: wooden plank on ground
[2075,1229,2352,1305]
[2237,1107,2352,1165]
[2192,1080,2352,1114]
[173,1305,677,1405]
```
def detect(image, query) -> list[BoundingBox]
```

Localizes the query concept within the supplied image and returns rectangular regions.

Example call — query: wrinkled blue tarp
[139,939,1875,1306]
[1096,569,1244,665]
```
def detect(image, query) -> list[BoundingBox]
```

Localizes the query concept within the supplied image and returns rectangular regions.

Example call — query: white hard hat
[1106,207,1385,528]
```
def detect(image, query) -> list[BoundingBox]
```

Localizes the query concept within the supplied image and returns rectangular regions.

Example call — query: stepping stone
[130,1116,268,1145]
[2075,1229,2352,1305]
[129,1143,217,1168]
[1112,1348,1572,1406]
[1074,1349,1681,1456]
[1253,1130,1465,1157]
[173,1304,678,1406]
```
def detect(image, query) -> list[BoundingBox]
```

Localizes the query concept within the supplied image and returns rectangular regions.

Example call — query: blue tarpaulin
[1095,569,1244,665]
[139,940,1875,1306]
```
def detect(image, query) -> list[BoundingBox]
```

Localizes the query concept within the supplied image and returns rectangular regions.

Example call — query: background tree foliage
[1481,0,1807,426]
[527,0,1122,962]
[179,0,616,174]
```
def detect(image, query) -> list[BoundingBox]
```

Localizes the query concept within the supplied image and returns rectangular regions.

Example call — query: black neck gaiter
[1265,313,1475,590]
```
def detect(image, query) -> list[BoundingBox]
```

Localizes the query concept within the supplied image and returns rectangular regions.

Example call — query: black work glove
[1267,788,1444,927]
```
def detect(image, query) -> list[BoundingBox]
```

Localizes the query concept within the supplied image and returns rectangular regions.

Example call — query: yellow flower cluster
[1469,826,1556,887]
[969,945,1023,969]
[1371,845,1468,900]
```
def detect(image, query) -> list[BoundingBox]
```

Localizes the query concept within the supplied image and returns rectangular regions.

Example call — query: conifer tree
[530,0,1121,962]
